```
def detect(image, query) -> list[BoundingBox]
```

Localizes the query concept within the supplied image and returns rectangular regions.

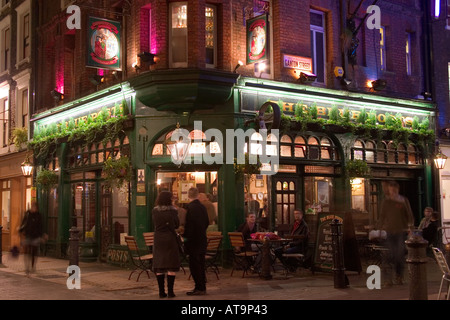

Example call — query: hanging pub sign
[246,14,269,64]
[87,17,121,70]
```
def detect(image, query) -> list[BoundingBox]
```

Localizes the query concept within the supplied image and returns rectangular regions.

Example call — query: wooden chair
[205,235,223,280]
[143,232,155,251]
[432,247,450,300]
[228,232,259,278]
[124,236,153,282]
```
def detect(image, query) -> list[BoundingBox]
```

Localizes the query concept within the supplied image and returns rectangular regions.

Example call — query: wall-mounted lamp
[434,147,447,169]
[371,79,387,91]
[51,89,64,102]
[21,155,33,177]
[233,60,244,73]
[138,52,159,65]
[298,71,317,84]
[89,75,105,86]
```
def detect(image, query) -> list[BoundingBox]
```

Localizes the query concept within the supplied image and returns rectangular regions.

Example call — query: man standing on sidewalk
[184,187,209,296]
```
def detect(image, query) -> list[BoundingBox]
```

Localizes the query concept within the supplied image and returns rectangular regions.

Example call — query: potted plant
[345,159,370,179]
[102,156,132,189]
[36,169,59,191]
[11,127,28,151]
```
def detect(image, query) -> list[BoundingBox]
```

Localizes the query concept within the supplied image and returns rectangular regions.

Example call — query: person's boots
[157,274,167,298]
[167,275,176,298]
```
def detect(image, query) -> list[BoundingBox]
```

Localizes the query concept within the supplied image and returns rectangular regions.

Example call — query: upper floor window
[447,0,450,29]
[1,98,8,148]
[280,134,339,161]
[16,0,31,65]
[169,2,188,68]
[21,88,29,127]
[310,10,326,84]
[205,5,217,68]
[380,26,386,71]
[406,32,412,76]
[0,16,10,74]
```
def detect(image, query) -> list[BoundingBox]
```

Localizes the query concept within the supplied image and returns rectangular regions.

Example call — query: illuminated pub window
[169,2,188,68]
[280,134,339,160]
[205,5,216,67]
[351,139,421,165]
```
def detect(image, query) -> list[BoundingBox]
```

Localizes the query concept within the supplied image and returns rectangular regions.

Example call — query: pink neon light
[98,69,105,76]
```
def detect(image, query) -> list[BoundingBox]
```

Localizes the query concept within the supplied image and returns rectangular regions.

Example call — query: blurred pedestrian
[418,207,439,249]
[198,193,216,225]
[152,191,181,298]
[184,188,209,296]
[378,181,414,286]
[19,201,44,276]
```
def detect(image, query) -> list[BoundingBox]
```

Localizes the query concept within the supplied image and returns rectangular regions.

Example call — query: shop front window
[281,134,338,161]
[304,176,333,214]
[351,139,422,165]
[156,171,219,226]
[1,180,10,230]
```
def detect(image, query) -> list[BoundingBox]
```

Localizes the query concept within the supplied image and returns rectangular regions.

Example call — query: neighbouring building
[0,0,35,253]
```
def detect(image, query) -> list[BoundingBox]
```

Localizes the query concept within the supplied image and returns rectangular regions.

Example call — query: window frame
[205,4,217,69]
[310,9,326,84]
[15,0,31,67]
[380,26,386,71]
[406,32,412,76]
[169,1,188,68]
[0,16,10,75]
[1,97,9,148]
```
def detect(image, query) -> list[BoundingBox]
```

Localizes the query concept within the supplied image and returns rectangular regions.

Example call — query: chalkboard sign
[312,212,362,274]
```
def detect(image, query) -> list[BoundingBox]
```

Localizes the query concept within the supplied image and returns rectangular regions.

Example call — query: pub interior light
[298,71,317,84]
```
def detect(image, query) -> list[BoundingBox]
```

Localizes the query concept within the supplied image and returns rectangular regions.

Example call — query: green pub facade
[30,70,436,265]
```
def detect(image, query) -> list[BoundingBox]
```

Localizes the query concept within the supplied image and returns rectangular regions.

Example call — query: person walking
[378,181,414,286]
[183,187,209,296]
[152,191,181,298]
[19,201,44,276]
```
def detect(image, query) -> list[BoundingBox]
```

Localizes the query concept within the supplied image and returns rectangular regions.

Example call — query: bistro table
[248,238,291,280]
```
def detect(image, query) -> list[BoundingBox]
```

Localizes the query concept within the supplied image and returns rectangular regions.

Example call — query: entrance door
[274,178,297,227]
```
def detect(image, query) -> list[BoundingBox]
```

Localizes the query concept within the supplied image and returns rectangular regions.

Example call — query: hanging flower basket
[345,159,371,178]
[36,169,59,191]
[102,157,132,189]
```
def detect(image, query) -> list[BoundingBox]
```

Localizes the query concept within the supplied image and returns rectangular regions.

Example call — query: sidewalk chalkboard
[312,212,362,274]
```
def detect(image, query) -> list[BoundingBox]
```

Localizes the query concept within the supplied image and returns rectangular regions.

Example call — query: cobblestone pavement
[0,252,446,301]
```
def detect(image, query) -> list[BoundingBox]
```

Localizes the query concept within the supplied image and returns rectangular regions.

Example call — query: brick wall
[35,0,430,113]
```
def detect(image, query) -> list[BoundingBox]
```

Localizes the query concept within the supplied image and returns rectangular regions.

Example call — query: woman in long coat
[152,191,181,298]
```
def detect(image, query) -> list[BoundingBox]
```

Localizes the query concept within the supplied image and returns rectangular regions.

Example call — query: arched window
[280,134,338,161]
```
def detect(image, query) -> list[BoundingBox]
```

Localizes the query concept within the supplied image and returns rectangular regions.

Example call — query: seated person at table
[237,212,258,251]
[275,209,309,265]
[419,207,439,248]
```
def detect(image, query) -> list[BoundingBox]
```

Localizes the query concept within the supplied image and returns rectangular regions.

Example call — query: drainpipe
[340,0,349,84]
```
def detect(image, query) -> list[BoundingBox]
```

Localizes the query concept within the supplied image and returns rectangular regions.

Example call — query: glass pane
[281,145,292,157]
[408,144,416,152]
[295,146,305,158]
[283,194,288,203]
[295,136,305,144]
[309,146,319,160]
[281,135,292,143]
[277,194,282,203]
[308,137,319,145]
[398,143,406,151]
[290,194,295,203]
[171,3,188,63]
[366,151,375,162]
[205,6,215,65]
[315,31,325,83]
[276,181,282,191]
[310,12,324,28]
[377,151,385,163]
[366,141,375,149]
[321,138,331,146]
[354,150,363,160]
[283,204,289,224]
[409,153,417,165]
[283,181,288,190]
[399,152,406,164]
[354,140,363,147]
[388,151,396,163]
[289,182,295,190]
[321,148,331,159]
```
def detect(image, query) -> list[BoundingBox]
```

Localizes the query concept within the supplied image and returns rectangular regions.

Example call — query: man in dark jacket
[275,209,309,265]
[183,187,209,296]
